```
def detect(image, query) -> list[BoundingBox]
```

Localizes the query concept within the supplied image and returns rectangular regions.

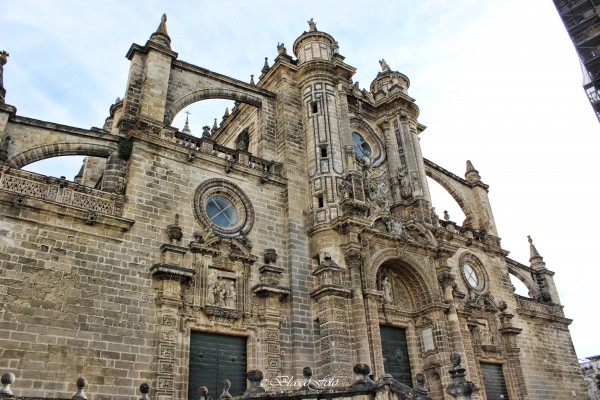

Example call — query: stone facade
[0,16,588,400]
[581,356,600,400]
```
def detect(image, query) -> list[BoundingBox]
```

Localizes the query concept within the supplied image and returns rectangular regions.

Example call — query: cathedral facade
[0,17,587,400]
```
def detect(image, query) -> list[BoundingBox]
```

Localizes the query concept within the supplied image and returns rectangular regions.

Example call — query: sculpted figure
[381,276,393,303]
[307,18,317,31]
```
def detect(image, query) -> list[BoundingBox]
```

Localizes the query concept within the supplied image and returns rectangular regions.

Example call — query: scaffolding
[554,0,600,122]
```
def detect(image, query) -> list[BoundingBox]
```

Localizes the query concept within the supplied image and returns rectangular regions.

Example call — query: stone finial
[443,210,450,221]
[182,111,192,134]
[0,50,8,103]
[211,118,218,134]
[156,14,168,35]
[297,367,317,391]
[198,386,210,400]
[307,18,317,32]
[527,235,543,262]
[223,107,230,119]
[446,353,475,399]
[139,383,150,400]
[261,57,270,74]
[351,363,374,388]
[250,74,256,85]
[243,370,265,396]
[264,248,277,264]
[167,214,183,242]
[379,58,391,72]
[0,372,15,396]
[149,14,171,49]
[0,51,8,67]
[202,126,211,138]
[465,160,481,182]
[72,377,88,400]
[414,373,430,397]
[219,379,232,399]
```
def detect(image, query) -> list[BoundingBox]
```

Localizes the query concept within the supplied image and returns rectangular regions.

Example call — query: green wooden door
[379,325,412,387]
[480,363,509,400]
[188,332,247,400]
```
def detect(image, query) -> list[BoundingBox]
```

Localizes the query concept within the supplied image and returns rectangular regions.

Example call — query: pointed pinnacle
[156,14,168,35]
[211,118,218,133]
[466,160,477,172]
[262,57,270,74]
[250,74,256,85]
[223,107,230,119]
[527,235,543,262]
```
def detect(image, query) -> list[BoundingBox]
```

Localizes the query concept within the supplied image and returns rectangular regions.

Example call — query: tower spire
[182,111,192,134]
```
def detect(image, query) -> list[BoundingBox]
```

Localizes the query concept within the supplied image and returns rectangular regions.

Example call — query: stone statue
[207,269,218,305]
[338,176,353,199]
[226,281,236,307]
[379,58,391,72]
[307,18,317,32]
[277,42,287,55]
[381,276,392,303]
[398,169,413,199]
[217,282,226,306]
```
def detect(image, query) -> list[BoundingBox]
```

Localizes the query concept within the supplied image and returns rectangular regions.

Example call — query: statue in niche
[216,282,226,306]
[479,325,493,345]
[226,281,237,307]
[398,169,413,199]
[381,275,393,303]
[338,175,353,199]
[207,269,218,305]
[386,218,403,235]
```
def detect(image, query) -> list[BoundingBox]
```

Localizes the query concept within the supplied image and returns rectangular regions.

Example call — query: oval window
[205,195,238,228]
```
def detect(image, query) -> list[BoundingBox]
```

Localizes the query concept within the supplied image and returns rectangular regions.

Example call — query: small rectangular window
[320,147,327,157]
[317,195,324,208]
[311,101,319,114]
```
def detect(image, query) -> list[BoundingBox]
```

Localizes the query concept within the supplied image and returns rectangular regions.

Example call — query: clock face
[463,263,479,288]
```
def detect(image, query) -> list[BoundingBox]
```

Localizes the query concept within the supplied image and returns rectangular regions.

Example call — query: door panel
[188,332,247,400]
[379,325,412,387]
[480,362,509,400]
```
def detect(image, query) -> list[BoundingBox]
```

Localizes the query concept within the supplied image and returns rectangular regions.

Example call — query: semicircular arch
[425,168,476,227]
[164,88,264,125]
[8,143,116,169]
[506,263,539,298]
[367,248,437,306]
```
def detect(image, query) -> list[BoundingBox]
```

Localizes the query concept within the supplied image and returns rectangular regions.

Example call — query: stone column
[310,254,353,385]
[363,290,384,378]
[342,248,371,366]
[150,244,195,400]
[499,311,528,400]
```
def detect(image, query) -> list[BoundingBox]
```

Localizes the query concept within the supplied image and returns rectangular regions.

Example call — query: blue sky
[2,1,599,359]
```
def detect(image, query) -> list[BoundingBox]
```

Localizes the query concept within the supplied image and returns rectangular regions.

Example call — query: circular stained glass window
[463,264,479,288]
[352,132,371,159]
[205,195,238,228]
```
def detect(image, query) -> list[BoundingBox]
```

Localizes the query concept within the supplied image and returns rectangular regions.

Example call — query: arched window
[352,131,371,159]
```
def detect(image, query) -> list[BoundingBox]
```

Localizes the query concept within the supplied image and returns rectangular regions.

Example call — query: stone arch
[7,142,117,169]
[506,263,540,298]
[164,89,264,125]
[425,167,476,227]
[368,249,436,307]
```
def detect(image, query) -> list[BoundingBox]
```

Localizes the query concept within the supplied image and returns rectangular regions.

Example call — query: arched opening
[509,273,532,297]
[427,177,466,225]
[23,155,86,181]
[171,99,235,137]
